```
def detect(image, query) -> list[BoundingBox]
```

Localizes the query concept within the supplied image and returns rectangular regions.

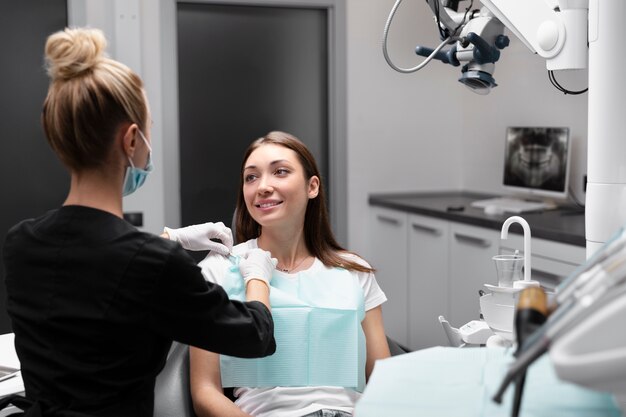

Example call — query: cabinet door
[449,223,500,326]
[408,214,449,350]
[369,207,409,346]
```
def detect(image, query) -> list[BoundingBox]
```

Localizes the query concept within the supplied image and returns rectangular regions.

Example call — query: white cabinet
[449,223,500,326]
[408,214,450,349]
[369,205,585,352]
[369,207,409,346]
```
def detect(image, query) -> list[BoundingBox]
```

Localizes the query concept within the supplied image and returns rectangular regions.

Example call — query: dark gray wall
[177,3,328,249]
[0,1,68,334]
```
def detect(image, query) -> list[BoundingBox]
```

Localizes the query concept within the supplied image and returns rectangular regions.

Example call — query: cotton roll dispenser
[480,216,541,345]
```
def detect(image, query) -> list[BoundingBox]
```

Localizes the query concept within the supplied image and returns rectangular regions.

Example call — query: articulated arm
[408,0,587,93]
[480,0,587,70]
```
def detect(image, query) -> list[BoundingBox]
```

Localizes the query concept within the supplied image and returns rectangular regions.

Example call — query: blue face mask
[122,130,153,196]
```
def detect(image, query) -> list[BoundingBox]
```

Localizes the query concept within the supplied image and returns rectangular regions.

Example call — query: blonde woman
[2,28,275,416]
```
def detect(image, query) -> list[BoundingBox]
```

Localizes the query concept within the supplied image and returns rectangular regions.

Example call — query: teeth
[258,202,279,208]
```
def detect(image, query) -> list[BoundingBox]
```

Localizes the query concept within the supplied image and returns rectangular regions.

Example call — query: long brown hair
[235,131,374,274]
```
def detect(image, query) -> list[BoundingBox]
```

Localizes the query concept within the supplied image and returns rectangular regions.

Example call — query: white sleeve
[341,253,387,311]
[198,252,231,286]
[358,270,387,312]
[198,240,254,285]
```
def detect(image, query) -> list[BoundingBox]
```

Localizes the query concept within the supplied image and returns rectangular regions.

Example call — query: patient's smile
[256,200,283,209]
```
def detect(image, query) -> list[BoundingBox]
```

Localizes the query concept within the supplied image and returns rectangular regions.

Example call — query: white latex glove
[239,248,278,287]
[164,222,233,255]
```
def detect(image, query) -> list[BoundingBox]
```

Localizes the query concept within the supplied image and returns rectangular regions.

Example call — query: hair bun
[45,27,108,81]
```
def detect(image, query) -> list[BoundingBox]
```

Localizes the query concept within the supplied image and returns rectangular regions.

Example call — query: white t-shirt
[198,239,387,417]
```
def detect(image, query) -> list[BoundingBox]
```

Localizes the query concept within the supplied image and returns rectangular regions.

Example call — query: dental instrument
[511,287,549,417]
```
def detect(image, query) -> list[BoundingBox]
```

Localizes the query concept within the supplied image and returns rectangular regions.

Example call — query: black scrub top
[2,205,275,416]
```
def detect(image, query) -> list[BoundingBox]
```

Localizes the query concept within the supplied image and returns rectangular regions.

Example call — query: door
[177,4,329,244]
[0,0,68,334]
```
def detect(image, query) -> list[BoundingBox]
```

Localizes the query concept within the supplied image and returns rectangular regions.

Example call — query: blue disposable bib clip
[220,256,366,391]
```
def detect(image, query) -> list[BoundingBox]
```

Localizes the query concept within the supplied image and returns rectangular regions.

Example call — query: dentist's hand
[239,248,278,287]
[163,222,233,255]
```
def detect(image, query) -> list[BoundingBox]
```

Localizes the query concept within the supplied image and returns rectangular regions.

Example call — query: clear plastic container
[492,254,524,287]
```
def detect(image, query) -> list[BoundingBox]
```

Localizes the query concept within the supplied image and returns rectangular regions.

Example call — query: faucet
[500,216,539,288]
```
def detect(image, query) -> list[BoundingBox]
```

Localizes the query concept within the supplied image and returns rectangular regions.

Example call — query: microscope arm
[423,0,472,35]
[480,0,587,70]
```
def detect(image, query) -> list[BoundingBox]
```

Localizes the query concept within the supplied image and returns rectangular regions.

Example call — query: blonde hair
[42,27,147,170]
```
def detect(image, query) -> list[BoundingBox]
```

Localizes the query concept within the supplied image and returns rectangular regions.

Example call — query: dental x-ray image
[503,127,570,193]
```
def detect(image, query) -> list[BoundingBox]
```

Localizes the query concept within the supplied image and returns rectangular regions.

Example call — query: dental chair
[153,342,195,417]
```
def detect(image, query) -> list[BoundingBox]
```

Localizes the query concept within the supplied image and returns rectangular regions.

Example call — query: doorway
[0,0,68,334]
[177,3,329,252]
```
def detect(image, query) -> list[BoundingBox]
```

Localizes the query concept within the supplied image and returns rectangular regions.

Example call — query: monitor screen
[503,127,570,199]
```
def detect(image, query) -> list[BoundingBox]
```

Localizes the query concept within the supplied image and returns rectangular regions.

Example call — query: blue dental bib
[219,257,366,392]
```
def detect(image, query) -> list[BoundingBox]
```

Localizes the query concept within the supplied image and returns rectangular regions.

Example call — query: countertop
[369,191,586,247]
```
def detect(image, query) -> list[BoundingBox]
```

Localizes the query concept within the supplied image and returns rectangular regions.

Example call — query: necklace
[277,256,309,273]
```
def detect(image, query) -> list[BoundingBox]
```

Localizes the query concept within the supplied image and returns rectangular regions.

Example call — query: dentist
[2,27,275,417]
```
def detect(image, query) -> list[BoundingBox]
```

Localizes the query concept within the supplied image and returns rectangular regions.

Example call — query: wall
[346,0,464,256]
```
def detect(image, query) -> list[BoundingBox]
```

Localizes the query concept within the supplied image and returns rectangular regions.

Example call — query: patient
[190,131,391,417]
